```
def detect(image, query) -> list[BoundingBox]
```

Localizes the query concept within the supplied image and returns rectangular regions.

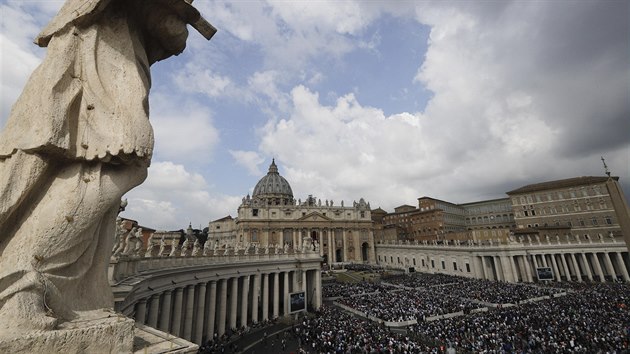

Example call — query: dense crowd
[294,305,433,353]
[337,289,482,322]
[322,280,393,298]
[382,273,463,288]
[439,278,563,304]
[409,283,630,352]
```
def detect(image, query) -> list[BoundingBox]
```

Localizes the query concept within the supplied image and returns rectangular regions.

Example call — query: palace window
[252,209,259,217]
[605,216,612,225]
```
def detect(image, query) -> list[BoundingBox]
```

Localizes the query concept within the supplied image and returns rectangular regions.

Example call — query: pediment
[297,212,333,222]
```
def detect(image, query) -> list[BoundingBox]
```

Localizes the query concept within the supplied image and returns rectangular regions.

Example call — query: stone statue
[112,218,127,256]
[192,239,201,256]
[0,0,214,333]
[254,243,260,255]
[144,233,155,258]
[284,242,289,253]
[123,227,138,255]
[158,235,167,257]
[169,241,181,257]
[202,239,211,256]
[133,227,144,256]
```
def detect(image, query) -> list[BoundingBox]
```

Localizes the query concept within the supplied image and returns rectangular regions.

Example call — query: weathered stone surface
[0,311,134,353]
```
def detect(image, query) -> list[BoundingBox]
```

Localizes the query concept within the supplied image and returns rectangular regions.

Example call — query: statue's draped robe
[0,0,154,329]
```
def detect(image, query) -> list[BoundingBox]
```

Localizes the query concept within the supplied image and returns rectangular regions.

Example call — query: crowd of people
[382,273,462,288]
[322,280,392,299]
[409,283,630,352]
[336,289,483,322]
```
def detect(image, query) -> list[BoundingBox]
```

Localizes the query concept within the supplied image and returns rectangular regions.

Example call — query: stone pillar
[522,255,533,282]
[135,298,147,324]
[495,256,506,281]
[240,275,250,328]
[218,279,228,336]
[342,229,348,262]
[616,252,630,282]
[603,252,617,281]
[473,256,484,279]
[549,254,561,282]
[570,253,582,282]
[540,254,549,267]
[283,272,290,315]
[171,287,184,336]
[314,269,322,310]
[251,274,260,323]
[147,294,160,328]
[560,254,570,281]
[579,253,593,281]
[183,285,195,341]
[229,277,238,330]
[479,256,488,280]
[272,272,279,318]
[261,273,269,321]
[591,253,606,282]
[531,254,539,269]
[297,229,302,249]
[369,229,376,263]
[328,230,334,264]
[205,281,217,340]
[510,256,519,282]
[158,290,172,332]
[194,282,207,344]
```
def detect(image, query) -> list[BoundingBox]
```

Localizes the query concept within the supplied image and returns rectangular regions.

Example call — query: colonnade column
[240,275,250,328]
[171,287,184,336]
[158,290,172,332]
[328,230,334,264]
[579,253,593,281]
[549,254,561,281]
[522,256,533,282]
[479,256,488,280]
[369,229,376,263]
[314,269,322,310]
[218,279,227,336]
[510,256,519,282]
[560,254,570,281]
[135,298,147,324]
[283,272,290,315]
[261,273,269,321]
[194,282,207,344]
[229,277,238,329]
[591,253,605,282]
[147,294,160,328]
[183,285,195,340]
[342,230,348,262]
[603,253,617,281]
[272,272,280,318]
[570,254,582,282]
[205,281,217,340]
[616,252,630,282]
[302,269,308,307]
[251,274,260,323]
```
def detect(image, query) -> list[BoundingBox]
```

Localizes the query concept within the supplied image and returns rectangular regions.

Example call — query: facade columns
[314,269,322,310]
[510,256,519,282]
[302,269,308,307]
[218,279,227,336]
[194,282,207,344]
[158,290,172,332]
[205,281,217,340]
[251,274,260,323]
[549,254,561,282]
[171,287,184,336]
[560,254,570,281]
[569,253,582,282]
[147,294,160,328]
[135,298,147,324]
[369,229,376,263]
[616,252,630,282]
[591,253,606,282]
[342,229,348,262]
[480,256,488,280]
[283,272,290,315]
[240,275,250,328]
[603,252,617,281]
[261,273,269,321]
[272,272,280,318]
[229,277,238,330]
[522,255,533,282]
[183,285,195,341]
[579,253,593,281]
[328,230,334,264]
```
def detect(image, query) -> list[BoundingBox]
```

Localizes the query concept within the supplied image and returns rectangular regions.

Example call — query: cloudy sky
[1,0,628,230]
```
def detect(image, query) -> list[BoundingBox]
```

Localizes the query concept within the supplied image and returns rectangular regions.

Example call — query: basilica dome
[252,159,294,205]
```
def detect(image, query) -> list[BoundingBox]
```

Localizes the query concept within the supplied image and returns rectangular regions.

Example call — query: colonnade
[479,251,630,283]
[131,269,321,345]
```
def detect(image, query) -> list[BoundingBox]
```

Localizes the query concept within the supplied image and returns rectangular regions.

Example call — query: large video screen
[290,291,306,313]
[536,267,554,281]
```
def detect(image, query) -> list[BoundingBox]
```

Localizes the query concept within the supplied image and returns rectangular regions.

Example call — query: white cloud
[123,161,241,230]
[230,150,264,176]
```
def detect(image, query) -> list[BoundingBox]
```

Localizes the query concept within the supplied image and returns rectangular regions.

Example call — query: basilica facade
[209,160,376,264]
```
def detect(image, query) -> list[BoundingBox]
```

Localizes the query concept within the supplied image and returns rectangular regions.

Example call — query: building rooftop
[506,176,617,195]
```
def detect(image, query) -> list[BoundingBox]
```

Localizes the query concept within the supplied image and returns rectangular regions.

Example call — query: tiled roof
[506,176,617,195]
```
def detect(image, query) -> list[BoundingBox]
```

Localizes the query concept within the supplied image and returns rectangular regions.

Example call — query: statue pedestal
[0,312,134,353]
